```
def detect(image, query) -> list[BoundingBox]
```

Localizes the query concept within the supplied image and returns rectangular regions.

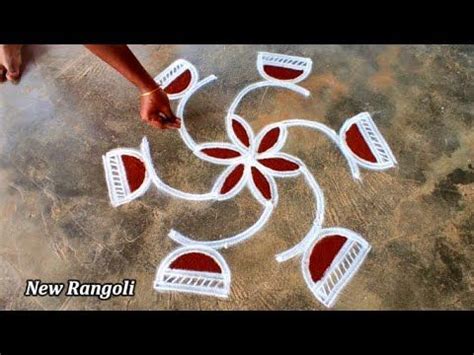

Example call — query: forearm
[84,45,158,93]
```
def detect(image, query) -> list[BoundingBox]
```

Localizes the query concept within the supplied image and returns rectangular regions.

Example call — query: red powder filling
[251,167,271,200]
[221,164,244,194]
[232,119,250,147]
[258,158,299,172]
[121,155,146,192]
[345,124,377,163]
[170,252,222,273]
[309,235,347,282]
[258,127,280,153]
[201,148,241,159]
[164,69,192,94]
[263,65,304,80]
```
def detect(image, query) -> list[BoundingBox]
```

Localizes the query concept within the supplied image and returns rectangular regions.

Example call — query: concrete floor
[0,45,472,310]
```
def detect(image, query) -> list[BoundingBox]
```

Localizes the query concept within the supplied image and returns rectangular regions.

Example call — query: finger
[0,65,6,83]
[6,70,21,83]
[151,111,179,129]
[163,118,181,129]
[159,105,180,123]
[158,112,181,129]
[147,118,165,129]
[145,114,165,129]
[159,111,181,128]
[149,121,165,129]
[5,61,21,83]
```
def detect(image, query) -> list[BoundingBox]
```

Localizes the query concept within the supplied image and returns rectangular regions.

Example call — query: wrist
[141,87,162,97]
[137,77,160,94]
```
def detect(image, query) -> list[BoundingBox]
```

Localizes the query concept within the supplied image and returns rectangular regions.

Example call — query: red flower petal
[232,118,250,147]
[220,164,245,194]
[200,147,241,159]
[258,157,299,172]
[258,127,280,153]
[251,167,272,200]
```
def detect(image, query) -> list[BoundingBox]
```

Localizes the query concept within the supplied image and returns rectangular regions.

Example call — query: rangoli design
[102,52,397,307]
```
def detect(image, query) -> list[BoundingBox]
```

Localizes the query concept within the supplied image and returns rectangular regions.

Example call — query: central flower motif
[194,115,301,205]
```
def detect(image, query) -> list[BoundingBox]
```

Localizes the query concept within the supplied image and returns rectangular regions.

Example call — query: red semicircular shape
[170,252,222,273]
[345,124,377,163]
[121,155,146,192]
[309,235,347,282]
[164,69,192,95]
[263,65,304,81]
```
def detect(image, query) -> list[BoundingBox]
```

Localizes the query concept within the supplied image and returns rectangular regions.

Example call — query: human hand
[140,87,181,129]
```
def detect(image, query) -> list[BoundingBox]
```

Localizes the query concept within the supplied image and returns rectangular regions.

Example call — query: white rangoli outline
[102,52,397,307]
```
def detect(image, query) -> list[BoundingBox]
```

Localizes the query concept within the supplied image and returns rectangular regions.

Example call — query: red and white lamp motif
[340,112,397,171]
[302,228,371,308]
[154,246,231,298]
[102,148,151,207]
[153,59,199,100]
[257,52,312,84]
[103,52,397,307]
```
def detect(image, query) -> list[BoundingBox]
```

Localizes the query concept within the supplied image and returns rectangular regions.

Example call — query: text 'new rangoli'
[102,52,397,308]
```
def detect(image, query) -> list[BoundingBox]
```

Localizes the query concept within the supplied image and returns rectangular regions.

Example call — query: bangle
[141,87,161,97]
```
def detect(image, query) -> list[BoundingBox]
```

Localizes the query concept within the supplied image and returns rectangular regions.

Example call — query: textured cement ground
[0,45,472,310]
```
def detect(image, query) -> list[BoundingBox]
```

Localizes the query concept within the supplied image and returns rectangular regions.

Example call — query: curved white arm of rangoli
[280,119,361,180]
[275,164,325,262]
[168,201,274,249]
[274,119,364,262]
[177,75,218,152]
[226,81,310,133]
[140,137,217,201]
